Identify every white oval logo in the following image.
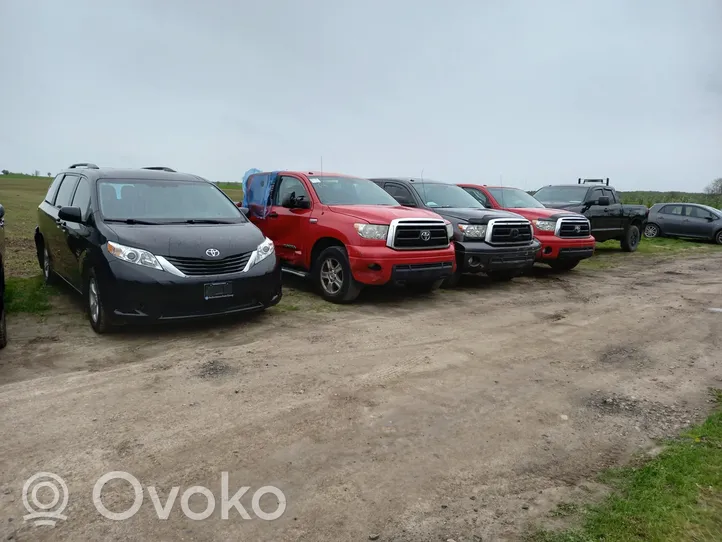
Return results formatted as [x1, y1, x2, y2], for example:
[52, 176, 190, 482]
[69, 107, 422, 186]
[205, 248, 220, 257]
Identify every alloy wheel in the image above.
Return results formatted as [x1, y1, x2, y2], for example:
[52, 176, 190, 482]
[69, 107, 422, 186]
[320, 258, 343, 295]
[43, 248, 50, 278]
[88, 278, 100, 323]
[644, 224, 659, 238]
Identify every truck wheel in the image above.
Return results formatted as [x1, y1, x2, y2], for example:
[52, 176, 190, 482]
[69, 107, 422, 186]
[488, 270, 519, 281]
[407, 279, 444, 294]
[313, 246, 362, 303]
[548, 260, 579, 272]
[621, 224, 641, 252]
[0, 305, 7, 349]
[643, 223, 660, 238]
[86, 268, 112, 333]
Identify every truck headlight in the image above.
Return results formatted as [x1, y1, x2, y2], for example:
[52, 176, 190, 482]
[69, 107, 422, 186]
[107, 241, 162, 270]
[458, 224, 487, 239]
[533, 219, 556, 232]
[252, 237, 275, 266]
[354, 223, 389, 240]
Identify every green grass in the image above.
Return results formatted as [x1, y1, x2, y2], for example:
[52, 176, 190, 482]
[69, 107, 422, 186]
[4, 275, 57, 314]
[528, 392, 722, 542]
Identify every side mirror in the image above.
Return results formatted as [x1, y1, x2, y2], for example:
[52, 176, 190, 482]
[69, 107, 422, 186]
[706, 216, 715, 222]
[396, 198, 416, 207]
[281, 193, 310, 209]
[597, 196, 611, 206]
[58, 206, 82, 222]
[239, 206, 250, 216]
[0, 204, 4, 220]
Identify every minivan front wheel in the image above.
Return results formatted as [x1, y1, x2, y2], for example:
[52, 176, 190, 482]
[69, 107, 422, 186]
[86, 269, 111, 333]
[42, 246, 57, 285]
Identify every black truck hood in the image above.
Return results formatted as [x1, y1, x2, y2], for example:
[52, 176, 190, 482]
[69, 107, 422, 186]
[539, 202, 578, 210]
[104, 222, 265, 258]
[431, 207, 526, 224]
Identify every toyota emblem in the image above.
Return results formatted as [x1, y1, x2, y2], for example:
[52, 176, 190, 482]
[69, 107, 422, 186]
[510, 228, 519, 239]
[420, 230, 431, 241]
[205, 248, 220, 257]
[574, 225, 581, 233]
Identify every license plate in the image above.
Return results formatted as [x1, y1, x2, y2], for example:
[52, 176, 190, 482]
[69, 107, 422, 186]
[204, 282, 233, 300]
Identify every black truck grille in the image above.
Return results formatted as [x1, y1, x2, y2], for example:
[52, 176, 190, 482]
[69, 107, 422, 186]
[488, 220, 533, 245]
[557, 218, 591, 238]
[390, 220, 449, 250]
[165, 252, 252, 276]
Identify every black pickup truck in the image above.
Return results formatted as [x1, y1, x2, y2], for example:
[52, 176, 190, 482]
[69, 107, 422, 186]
[370, 177, 541, 286]
[533, 178, 648, 252]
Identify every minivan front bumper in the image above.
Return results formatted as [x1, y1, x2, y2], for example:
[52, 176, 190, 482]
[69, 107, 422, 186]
[103, 254, 282, 322]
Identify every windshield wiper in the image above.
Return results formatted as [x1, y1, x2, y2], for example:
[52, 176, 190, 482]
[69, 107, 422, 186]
[104, 218, 161, 225]
[170, 219, 235, 224]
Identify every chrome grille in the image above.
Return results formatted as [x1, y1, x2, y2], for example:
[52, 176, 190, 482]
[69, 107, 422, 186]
[164, 252, 252, 276]
[387, 219, 449, 250]
[556, 217, 591, 238]
[486, 219, 533, 245]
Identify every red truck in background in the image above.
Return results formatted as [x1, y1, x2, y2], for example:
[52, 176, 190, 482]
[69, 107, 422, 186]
[239, 171, 456, 302]
[458, 184, 595, 271]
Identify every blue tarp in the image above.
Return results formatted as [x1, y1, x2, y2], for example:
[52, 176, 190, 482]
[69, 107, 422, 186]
[242, 170, 279, 219]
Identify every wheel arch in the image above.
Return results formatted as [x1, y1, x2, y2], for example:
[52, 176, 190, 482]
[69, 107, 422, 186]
[309, 237, 347, 269]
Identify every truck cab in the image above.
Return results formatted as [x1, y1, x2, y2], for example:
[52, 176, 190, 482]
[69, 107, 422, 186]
[370, 177, 541, 286]
[458, 184, 595, 271]
[241, 171, 456, 302]
[533, 178, 649, 252]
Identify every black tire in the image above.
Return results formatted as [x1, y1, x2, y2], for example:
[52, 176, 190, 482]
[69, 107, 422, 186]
[548, 260, 580, 272]
[407, 278, 444, 294]
[86, 268, 112, 333]
[0, 306, 7, 349]
[313, 246, 362, 303]
[621, 224, 641, 252]
[488, 270, 519, 281]
[643, 223, 660, 238]
[41, 245, 57, 285]
[715, 230, 722, 245]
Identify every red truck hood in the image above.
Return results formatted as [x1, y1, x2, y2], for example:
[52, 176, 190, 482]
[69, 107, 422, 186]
[500, 207, 581, 221]
[327, 205, 444, 223]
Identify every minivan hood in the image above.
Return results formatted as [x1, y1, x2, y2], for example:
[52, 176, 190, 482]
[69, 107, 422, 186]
[433, 207, 526, 224]
[104, 222, 265, 258]
[327, 204, 444, 223]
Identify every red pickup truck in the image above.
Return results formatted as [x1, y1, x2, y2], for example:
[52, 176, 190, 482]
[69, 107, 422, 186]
[240, 171, 456, 302]
[459, 184, 595, 271]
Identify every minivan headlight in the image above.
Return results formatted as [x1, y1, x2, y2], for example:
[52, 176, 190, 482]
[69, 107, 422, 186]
[354, 223, 389, 240]
[252, 237, 275, 266]
[107, 241, 162, 270]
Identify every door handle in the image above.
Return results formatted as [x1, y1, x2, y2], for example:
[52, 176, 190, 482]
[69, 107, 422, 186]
[267, 212, 278, 218]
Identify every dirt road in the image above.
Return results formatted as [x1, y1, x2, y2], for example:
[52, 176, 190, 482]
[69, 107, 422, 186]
[1, 255, 721, 541]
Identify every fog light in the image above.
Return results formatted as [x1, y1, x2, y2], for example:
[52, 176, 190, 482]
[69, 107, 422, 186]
[544, 246, 552, 254]
[467, 256, 481, 268]
[368, 263, 382, 271]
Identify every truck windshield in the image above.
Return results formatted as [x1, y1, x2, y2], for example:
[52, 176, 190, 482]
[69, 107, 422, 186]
[309, 176, 399, 206]
[412, 183, 483, 209]
[98, 179, 244, 222]
[534, 186, 589, 204]
[488, 188, 545, 209]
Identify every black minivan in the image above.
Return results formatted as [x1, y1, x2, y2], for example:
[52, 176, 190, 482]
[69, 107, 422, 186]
[35, 164, 282, 333]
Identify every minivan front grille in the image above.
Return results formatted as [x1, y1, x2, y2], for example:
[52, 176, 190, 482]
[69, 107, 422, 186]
[556, 217, 591, 238]
[164, 252, 252, 276]
[487, 219, 533, 245]
[388, 219, 449, 250]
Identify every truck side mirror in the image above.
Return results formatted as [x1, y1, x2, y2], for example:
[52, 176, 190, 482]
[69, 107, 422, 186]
[597, 196, 610, 206]
[281, 192, 311, 209]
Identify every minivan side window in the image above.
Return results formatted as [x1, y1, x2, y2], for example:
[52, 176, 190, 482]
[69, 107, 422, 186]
[71, 178, 92, 219]
[45, 174, 65, 204]
[54, 175, 80, 208]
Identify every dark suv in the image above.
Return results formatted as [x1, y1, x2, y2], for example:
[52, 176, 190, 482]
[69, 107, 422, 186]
[0, 201, 6, 349]
[371, 177, 541, 285]
[34, 163, 282, 333]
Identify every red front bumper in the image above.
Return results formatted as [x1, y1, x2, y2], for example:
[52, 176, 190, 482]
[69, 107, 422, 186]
[535, 236, 596, 261]
[346, 245, 456, 285]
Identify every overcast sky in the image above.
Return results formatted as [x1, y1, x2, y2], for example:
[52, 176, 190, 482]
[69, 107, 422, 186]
[1, 0, 720, 191]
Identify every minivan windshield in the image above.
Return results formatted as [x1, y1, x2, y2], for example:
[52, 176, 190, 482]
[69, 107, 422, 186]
[412, 183, 484, 209]
[534, 186, 589, 204]
[309, 176, 399, 206]
[98, 179, 244, 223]
[488, 187, 545, 209]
